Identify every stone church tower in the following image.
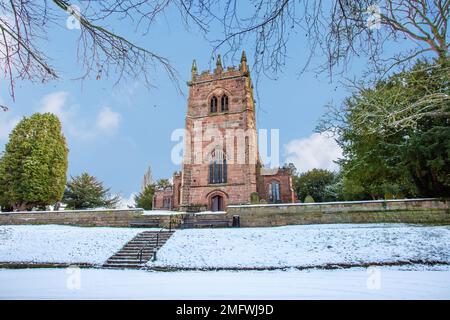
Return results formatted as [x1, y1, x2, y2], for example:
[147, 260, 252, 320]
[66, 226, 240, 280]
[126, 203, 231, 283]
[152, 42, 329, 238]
[152, 53, 296, 212]
[178, 52, 260, 211]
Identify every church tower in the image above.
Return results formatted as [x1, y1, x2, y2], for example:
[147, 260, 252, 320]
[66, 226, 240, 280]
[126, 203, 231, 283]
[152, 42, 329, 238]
[179, 52, 260, 211]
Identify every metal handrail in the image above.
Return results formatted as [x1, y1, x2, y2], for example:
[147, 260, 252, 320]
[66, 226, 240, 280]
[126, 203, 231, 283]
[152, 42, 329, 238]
[137, 214, 175, 263]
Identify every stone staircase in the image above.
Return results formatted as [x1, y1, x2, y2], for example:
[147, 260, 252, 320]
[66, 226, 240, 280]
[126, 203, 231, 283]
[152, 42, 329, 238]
[103, 231, 174, 269]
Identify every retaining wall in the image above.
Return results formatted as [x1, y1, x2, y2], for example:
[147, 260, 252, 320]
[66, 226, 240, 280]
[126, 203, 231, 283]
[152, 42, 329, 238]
[0, 209, 173, 227]
[1, 199, 449, 228]
[226, 198, 450, 227]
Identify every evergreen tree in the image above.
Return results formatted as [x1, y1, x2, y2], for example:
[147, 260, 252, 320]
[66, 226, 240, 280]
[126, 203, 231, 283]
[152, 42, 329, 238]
[134, 184, 155, 210]
[328, 59, 449, 199]
[0, 113, 68, 211]
[63, 173, 120, 209]
[155, 179, 172, 190]
[294, 169, 337, 202]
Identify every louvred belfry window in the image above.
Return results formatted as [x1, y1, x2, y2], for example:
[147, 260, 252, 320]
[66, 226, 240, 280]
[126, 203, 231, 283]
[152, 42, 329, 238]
[221, 95, 229, 112]
[210, 96, 218, 113]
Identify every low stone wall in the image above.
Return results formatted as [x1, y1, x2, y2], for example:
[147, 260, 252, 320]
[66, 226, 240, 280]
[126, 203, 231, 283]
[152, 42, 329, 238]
[226, 198, 450, 227]
[2, 199, 449, 228]
[0, 209, 171, 228]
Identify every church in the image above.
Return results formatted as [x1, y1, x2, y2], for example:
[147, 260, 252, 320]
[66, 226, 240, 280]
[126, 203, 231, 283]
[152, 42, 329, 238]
[153, 52, 296, 212]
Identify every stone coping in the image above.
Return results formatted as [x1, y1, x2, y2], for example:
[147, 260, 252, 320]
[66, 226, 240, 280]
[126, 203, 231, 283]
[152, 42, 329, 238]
[227, 198, 443, 208]
[0, 208, 144, 215]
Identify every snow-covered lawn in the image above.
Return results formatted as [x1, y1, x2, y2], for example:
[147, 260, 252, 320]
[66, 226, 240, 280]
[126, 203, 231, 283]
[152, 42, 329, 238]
[0, 225, 156, 265]
[1, 267, 449, 299]
[149, 224, 450, 269]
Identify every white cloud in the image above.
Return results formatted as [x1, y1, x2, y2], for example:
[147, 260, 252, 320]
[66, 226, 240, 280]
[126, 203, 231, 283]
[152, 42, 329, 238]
[96, 107, 121, 133]
[0, 94, 20, 144]
[38, 91, 121, 139]
[40, 91, 69, 117]
[285, 132, 342, 173]
[0, 114, 20, 143]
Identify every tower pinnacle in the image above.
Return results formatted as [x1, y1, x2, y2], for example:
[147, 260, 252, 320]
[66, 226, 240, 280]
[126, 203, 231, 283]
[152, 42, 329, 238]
[240, 50, 248, 73]
[215, 54, 223, 74]
[191, 59, 197, 78]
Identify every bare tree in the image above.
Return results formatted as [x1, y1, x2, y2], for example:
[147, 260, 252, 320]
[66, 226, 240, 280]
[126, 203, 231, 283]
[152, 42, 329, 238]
[317, 60, 450, 137]
[141, 165, 153, 192]
[201, 0, 449, 78]
[0, 0, 182, 101]
[1, 1, 448, 102]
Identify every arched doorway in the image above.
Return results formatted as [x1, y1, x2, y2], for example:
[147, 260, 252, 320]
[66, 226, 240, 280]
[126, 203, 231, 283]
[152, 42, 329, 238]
[211, 195, 224, 212]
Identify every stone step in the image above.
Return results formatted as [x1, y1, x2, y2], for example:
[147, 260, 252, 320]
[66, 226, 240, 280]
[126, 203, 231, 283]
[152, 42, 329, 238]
[136, 233, 173, 236]
[103, 264, 143, 269]
[126, 240, 169, 245]
[119, 247, 154, 251]
[123, 244, 166, 249]
[102, 230, 175, 269]
[130, 237, 172, 241]
[121, 247, 158, 251]
[139, 230, 175, 235]
[107, 259, 146, 263]
[109, 254, 152, 259]
[123, 244, 165, 248]
[114, 251, 152, 255]
[104, 259, 144, 264]
[108, 254, 152, 259]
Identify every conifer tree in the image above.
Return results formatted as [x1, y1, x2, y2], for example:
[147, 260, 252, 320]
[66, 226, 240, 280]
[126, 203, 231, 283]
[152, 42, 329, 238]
[63, 173, 120, 209]
[0, 113, 68, 211]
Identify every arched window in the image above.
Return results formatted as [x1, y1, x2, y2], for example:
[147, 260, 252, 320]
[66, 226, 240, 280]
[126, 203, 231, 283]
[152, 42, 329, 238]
[221, 95, 229, 112]
[268, 181, 281, 203]
[210, 96, 218, 113]
[209, 149, 227, 184]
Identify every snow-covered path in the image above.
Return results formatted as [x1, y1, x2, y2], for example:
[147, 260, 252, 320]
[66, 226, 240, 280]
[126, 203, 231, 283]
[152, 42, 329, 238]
[1, 267, 449, 299]
[150, 224, 450, 268]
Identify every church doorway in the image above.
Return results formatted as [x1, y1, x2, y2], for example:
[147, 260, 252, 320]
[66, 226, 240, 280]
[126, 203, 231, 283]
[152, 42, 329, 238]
[211, 195, 224, 212]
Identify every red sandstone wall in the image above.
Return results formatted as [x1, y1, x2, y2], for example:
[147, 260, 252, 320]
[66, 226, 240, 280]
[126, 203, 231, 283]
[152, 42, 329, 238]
[260, 172, 297, 204]
[180, 62, 259, 210]
[153, 189, 174, 210]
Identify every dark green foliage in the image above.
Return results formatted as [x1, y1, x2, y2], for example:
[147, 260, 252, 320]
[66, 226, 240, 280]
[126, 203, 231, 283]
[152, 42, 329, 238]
[294, 169, 338, 202]
[282, 163, 298, 176]
[0, 113, 68, 211]
[155, 178, 172, 190]
[402, 126, 450, 197]
[134, 184, 155, 210]
[250, 192, 260, 204]
[63, 173, 120, 209]
[331, 59, 449, 199]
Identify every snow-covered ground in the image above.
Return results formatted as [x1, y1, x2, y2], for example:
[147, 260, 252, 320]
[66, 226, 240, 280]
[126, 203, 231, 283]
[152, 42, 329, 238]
[149, 224, 450, 268]
[2, 223, 450, 269]
[1, 267, 449, 299]
[0, 225, 156, 265]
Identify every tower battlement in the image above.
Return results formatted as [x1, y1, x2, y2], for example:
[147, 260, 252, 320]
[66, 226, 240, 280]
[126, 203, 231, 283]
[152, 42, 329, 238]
[188, 51, 249, 85]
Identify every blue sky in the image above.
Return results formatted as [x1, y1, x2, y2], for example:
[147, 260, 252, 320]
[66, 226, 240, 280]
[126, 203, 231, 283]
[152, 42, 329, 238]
[0, 4, 380, 203]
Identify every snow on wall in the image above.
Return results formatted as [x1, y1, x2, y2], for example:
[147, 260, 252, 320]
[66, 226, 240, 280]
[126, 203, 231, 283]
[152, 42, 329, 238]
[149, 224, 450, 268]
